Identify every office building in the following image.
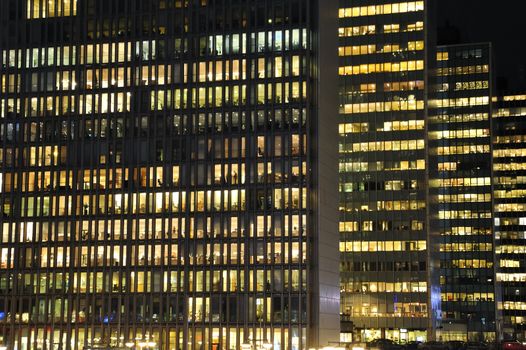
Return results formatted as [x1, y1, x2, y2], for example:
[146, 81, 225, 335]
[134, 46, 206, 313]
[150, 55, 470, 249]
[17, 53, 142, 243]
[429, 43, 496, 341]
[493, 94, 526, 341]
[338, 0, 437, 342]
[0, 0, 340, 349]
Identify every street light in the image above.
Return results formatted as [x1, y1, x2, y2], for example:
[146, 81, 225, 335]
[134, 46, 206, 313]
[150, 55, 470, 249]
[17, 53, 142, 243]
[125, 341, 135, 348]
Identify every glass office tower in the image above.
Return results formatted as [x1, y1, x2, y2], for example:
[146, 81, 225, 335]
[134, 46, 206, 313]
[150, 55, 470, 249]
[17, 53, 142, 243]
[429, 43, 496, 341]
[338, 0, 437, 342]
[493, 94, 526, 341]
[0, 0, 340, 349]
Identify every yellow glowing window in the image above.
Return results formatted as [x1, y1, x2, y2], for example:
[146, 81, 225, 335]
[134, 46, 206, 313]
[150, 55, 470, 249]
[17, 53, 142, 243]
[338, 25, 376, 37]
[407, 21, 424, 31]
[27, 0, 77, 19]
[383, 24, 400, 33]
[339, 2, 424, 18]
[437, 52, 449, 61]
[408, 41, 424, 51]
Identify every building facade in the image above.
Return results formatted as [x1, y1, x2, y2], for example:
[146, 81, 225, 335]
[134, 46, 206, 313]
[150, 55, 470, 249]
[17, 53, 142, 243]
[0, 0, 340, 349]
[493, 94, 526, 341]
[338, 0, 437, 342]
[429, 43, 497, 341]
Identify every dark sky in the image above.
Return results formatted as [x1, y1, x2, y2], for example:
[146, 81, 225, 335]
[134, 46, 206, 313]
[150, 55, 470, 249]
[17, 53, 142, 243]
[438, 0, 526, 92]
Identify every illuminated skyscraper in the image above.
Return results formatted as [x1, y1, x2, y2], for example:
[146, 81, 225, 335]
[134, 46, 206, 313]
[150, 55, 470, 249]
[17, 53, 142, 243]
[0, 0, 340, 349]
[430, 43, 496, 341]
[493, 94, 526, 341]
[338, 0, 437, 342]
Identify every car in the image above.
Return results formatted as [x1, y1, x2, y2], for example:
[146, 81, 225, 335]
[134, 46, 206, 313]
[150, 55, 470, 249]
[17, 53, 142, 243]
[367, 339, 405, 350]
[418, 341, 448, 350]
[446, 341, 466, 350]
[501, 341, 526, 350]
[407, 341, 423, 350]
[466, 342, 487, 350]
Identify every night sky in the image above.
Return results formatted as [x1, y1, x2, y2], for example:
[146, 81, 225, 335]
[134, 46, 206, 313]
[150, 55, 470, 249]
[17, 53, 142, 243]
[438, 0, 526, 93]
